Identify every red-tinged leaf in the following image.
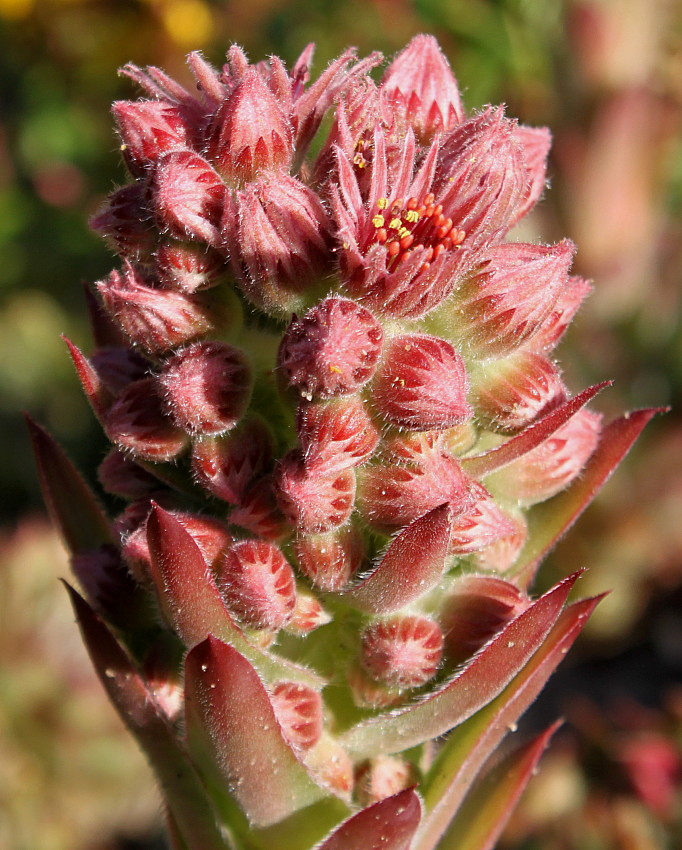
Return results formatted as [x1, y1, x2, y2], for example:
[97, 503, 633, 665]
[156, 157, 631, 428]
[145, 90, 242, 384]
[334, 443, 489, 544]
[26, 416, 112, 555]
[65, 583, 228, 850]
[147, 505, 323, 688]
[316, 788, 422, 850]
[63, 336, 113, 422]
[414, 596, 601, 850]
[510, 408, 664, 586]
[435, 721, 562, 850]
[348, 504, 452, 614]
[461, 382, 610, 479]
[184, 636, 327, 828]
[340, 572, 582, 758]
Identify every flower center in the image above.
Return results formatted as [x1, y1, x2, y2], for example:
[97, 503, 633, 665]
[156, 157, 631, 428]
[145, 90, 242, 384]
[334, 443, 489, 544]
[368, 195, 466, 272]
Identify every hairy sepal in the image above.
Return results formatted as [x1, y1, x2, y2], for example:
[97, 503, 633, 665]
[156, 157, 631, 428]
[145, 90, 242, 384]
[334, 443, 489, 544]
[414, 595, 601, 850]
[315, 788, 422, 850]
[340, 572, 582, 758]
[66, 584, 227, 850]
[146, 504, 323, 688]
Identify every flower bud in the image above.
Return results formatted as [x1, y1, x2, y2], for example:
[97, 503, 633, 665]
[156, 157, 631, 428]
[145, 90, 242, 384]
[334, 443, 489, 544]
[90, 182, 156, 260]
[89, 346, 151, 395]
[470, 351, 567, 435]
[303, 735, 354, 797]
[159, 341, 252, 436]
[105, 377, 189, 461]
[152, 149, 225, 246]
[192, 416, 274, 504]
[380, 34, 463, 141]
[279, 297, 383, 399]
[473, 512, 528, 572]
[218, 539, 296, 631]
[513, 124, 552, 225]
[346, 664, 402, 709]
[296, 397, 379, 475]
[449, 481, 517, 554]
[361, 615, 443, 689]
[97, 265, 212, 353]
[489, 408, 602, 506]
[293, 524, 364, 592]
[156, 241, 226, 293]
[113, 100, 193, 174]
[276, 451, 356, 533]
[355, 755, 414, 806]
[371, 333, 471, 430]
[440, 576, 528, 664]
[286, 589, 332, 635]
[528, 275, 593, 353]
[207, 68, 293, 182]
[270, 682, 323, 752]
[226, 176, 333, 315]
[98, 448, 162, 499]
[229, 474, 289, 541]
[442, 240, 576, 358]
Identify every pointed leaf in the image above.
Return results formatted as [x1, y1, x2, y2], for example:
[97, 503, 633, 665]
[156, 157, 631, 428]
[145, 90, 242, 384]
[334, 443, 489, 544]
[436, 722, 562, 850]
[341, 572, 581, 758]
[26, 416, 112, 555]
[65, 583, 227, 850]
[511, 408, 663, 585]
[63, 335, 112, 422]
[184, 636, 327, 828]
[414, 595, 601, 850]
[461, 382, 610, 479]
[348, 504, 452, 613]
[316, 788, 422, 850]
[147, 505, 323, 688]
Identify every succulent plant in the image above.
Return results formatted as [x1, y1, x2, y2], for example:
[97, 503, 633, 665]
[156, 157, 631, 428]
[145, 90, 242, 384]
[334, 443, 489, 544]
[29, 35, 659, 850]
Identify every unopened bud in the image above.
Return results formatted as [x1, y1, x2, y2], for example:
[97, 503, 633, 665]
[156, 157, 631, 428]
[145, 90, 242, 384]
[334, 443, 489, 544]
[276, 451, 356, 533]
[355, 755, 414, 806]
[229, 474, 289, 541]
[113, 100, 193, 174]
[293, 524, 364, 592]
[270, 682, 323, 752]
[449, 481, 517, 554]
[156, 241, 226, 293]
[98, 448, 162, 499]
[361, 615, 443, 689]
[297, 397, 379, 475]
[90, 182, 156, 260]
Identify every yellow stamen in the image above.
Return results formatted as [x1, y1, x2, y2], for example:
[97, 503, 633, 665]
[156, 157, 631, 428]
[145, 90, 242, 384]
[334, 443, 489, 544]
[372, 215, 385, 228]
[377, 198, 389, 210]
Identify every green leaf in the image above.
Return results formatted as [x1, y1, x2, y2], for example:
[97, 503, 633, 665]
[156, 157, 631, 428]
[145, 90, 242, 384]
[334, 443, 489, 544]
[413, 595, 601, 850]
[340, 572, 581, 758]
[26, 415, 112, 555]
[66, 583, 228, 850]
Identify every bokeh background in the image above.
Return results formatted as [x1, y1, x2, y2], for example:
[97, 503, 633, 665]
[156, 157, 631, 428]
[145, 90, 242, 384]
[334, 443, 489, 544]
[1, 0, 681, 847]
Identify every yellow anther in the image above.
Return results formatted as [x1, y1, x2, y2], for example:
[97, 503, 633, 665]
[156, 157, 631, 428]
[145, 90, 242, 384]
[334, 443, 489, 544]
[398, 227, 411, 239]
[405, 209, 420, 223]
[377, 198, 389, 210]
[353, 153, 366, 168]
[328, 364, 342, 374]
[388, 217, 402, 230]
[372, 215, 385, 228]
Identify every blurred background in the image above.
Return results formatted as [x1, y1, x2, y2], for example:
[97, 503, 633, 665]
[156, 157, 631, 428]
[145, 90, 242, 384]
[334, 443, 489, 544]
[1, 0, 681, 847]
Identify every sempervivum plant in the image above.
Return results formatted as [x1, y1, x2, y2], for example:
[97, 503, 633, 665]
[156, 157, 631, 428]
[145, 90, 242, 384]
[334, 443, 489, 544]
[30, 35, 660, 850]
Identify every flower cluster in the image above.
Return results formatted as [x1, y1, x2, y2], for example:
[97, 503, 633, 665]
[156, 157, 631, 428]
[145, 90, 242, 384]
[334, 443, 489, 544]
[31, 34, 656, 850]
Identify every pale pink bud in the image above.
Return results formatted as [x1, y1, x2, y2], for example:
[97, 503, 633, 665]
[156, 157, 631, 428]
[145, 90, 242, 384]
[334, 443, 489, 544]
[473, 512, 528, 572]
[113, 100, 193, 174]
[218, 539, 296, 631]
[512, 124, 552, 224]
[355, 755, 414, 806]
[346, 665, 401, 709]
[105, 377, 189, 461]
[97, 265, 212, 353]
[192, 416, 273, 504]
[122, 508, 232, 585]
[159, 341, 252, 436]
[490, 408, 602, 506]
[470, 352, 567, 435]
[361, 615, 443, 689]
[226, 176, 332, 315]
[152, 149, 225, 246]
[286, 589, 332, 635]
[208, 69, 293, 181]
[279, 297, 383, 399]
[359, 451, 472, 531]
[229, 474, 289, 541]
[90, 182, 156, 260]
[381, 34, 463, 141]
[276, 451, 356, 533]
[296, 397, 379, 475]
[528, 275, 593, 353]
[304, 735, 354, 797]
[270, 682, 323, 752]
[371, 333, 471, 430]
[435, 107, 527, 248]
[449, 481, 517, 554]
[89, 346, 150, 395]
[156, 241, 226, 293]
[98, 447, 161, 499]
[441, 576, 528, 664]
[293, 525, 364, 592]
[447, 240, 576, 358]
